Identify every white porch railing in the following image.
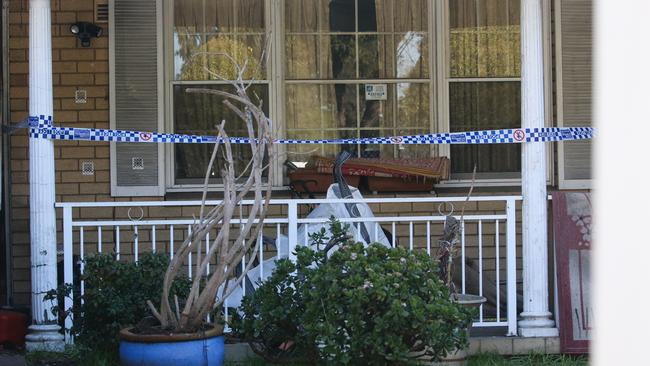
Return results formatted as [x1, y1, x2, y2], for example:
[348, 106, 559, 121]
[56, 196, 522, 342]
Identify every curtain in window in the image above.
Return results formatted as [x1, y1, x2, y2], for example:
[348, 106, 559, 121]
[173, 0, 267, 184]
[285, 0, 429, 163]
[448, 0, 521, 177]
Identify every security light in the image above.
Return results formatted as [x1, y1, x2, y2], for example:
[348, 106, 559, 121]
[69, 22, 102, 47]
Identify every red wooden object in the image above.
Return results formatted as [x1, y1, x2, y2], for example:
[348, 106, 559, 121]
[366, 176, 435, 192]
[552, 192, 591, 354]
[288, 169, 360, 193]
[0, 310, 28, 347]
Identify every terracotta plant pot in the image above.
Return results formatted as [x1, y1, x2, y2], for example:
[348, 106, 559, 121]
[119, 324, 225, 366]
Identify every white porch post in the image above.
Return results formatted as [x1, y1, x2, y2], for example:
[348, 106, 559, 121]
[518, 0, 558, 337]
[25, 0, 65, 351]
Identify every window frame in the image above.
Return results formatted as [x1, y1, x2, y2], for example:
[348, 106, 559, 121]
[161, 0, 555, 192]
[163, 0, 281, 191]
[555, 0, 591, 190]
[282, 0, 436, 171]
[434, 0, 554, 188]
[110, 0, 166, 197]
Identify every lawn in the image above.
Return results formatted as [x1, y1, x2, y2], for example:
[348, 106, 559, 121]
[467, 352, 588, 365]
[222, 353, 589, 366]
[21, 346, 588, 366]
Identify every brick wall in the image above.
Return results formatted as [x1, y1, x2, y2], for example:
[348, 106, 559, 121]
[8, 0, 115, 306]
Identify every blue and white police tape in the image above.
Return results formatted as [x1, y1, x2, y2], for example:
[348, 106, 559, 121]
[26, 115, 594, 145]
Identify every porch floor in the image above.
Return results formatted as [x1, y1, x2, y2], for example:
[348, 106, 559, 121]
[224, 335, 561, 361]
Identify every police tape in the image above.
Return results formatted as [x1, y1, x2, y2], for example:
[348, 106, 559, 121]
[26, 115, 594, 145]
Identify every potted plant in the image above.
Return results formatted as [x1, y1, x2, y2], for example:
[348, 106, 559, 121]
[430, 168, 486, 365]
[231, 219, 474, 365]
[119, 51, 276, 366]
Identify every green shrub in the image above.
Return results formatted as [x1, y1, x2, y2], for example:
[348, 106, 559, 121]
[232, 219, 474, 365]
[46, 252, 191, 352]
[231, 257, 315, 363]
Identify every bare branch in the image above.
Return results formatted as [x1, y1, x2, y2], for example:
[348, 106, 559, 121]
[150, 39, 275, 333]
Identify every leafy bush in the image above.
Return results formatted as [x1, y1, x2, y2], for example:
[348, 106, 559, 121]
[46, 252, 191, 352]
[232, 219, 474, 365]
[231, 258, 315, 363]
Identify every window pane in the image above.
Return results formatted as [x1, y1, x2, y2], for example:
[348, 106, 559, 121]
[396, 33, 428, 78]
[174, 84, 269, 183]
[396, 145, 431, 160]
[286, 1, 429, 80]
[287, 84, 358, 130]
[204, 0, 234, 33]
[357, 0, 379, 32]
[236, 0, 265, 32]
[286, 84, 326, 130]
[325, 0, 356, 32]
[322, 129, 358, 158]
[174, 0, 266, 81]
[359, 35, 395, 79]
[174, 0, 203, 33]
[328, 84, 358, 128]
[175, 35, 265, 81]
[285, 35, 320, 79]
[449, 82, 521, 175]
[397, 83, 429, 129]
[285, 0, 319, 32]
[238, 35, 267, 79]
[393, 0, 427, 32]
[174, 33, 205, 80]
[366, 0, 393, 32]
[285, 129, 357, 166]
[283, 0, 432, 167]
[359, 84, 393, 129]
[359, 129, 393, 158]
[449, 0, 520, 78]
[322, 35, 356, 79]
[395, 129, 431, 160]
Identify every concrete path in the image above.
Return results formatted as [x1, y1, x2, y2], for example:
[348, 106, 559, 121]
[0, 353, 27, 366]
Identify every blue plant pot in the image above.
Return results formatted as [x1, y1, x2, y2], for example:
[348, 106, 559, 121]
[119, 326, 225, 366]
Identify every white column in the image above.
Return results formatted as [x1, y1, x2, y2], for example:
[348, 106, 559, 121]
[518, 0, 558, 338]
[25, 0, 64, 352]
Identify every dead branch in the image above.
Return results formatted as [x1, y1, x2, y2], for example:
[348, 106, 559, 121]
[150, 43, 275, 333]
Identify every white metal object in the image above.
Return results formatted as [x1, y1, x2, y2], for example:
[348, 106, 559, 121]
[74, 89, 87, 104]
[506, 198, 518, 336]
[81, 161, 95, 176]
[131, 157, 144, 170]
[519, 0, 558, 338]
[57, 195, 524, 337]
[25, 0, 65, 352]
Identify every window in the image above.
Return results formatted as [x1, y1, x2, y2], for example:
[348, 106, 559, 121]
[284, 0, 432, 166]
[447, 0, 521, 179]
[171, 0, 268, 185]
[163, 0, 529, 189]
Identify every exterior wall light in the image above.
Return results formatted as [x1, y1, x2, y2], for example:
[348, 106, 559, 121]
[70, 22, 103, 47]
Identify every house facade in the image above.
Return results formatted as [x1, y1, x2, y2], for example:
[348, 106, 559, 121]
[0, 0, 592, 349]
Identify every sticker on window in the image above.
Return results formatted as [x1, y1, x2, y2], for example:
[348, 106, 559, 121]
[365, 84, 387, 100]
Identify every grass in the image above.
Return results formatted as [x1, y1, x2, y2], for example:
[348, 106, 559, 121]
[22, 346, 588, 366]
[468, 352, 589, 366]
[24, 345, 119, 366]
[224, 353, 589, 365]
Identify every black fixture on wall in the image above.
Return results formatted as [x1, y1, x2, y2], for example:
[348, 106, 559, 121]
[70, 22, 103, 47]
